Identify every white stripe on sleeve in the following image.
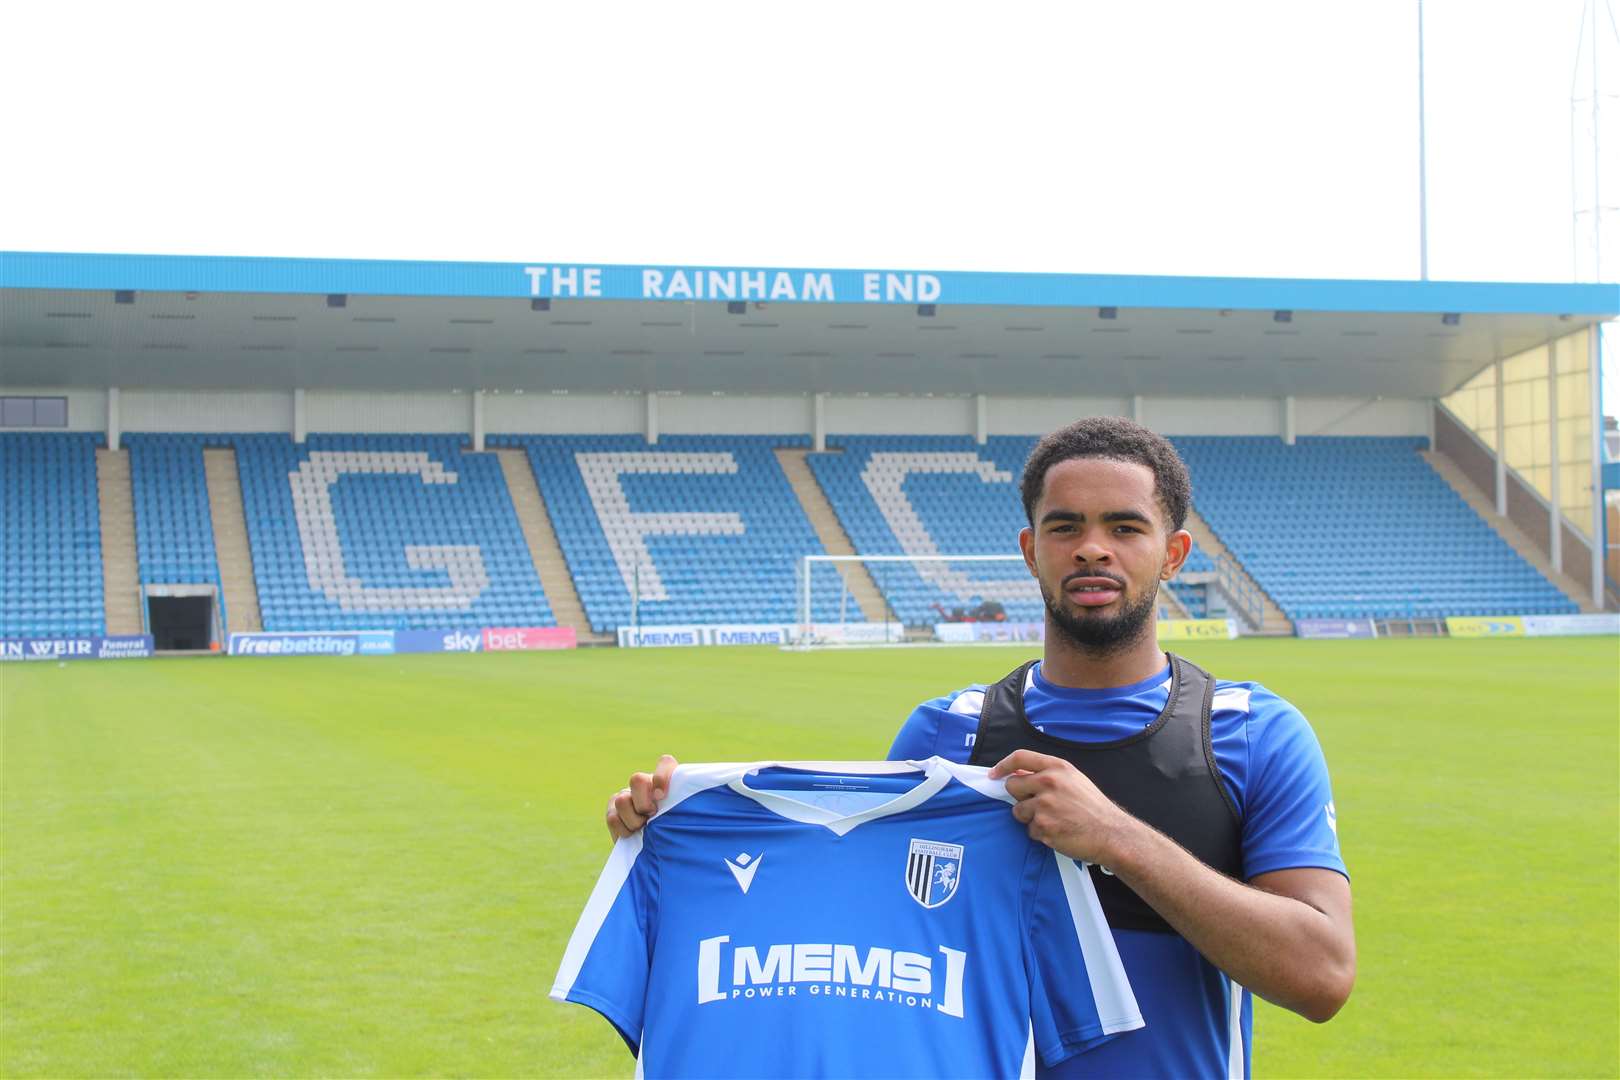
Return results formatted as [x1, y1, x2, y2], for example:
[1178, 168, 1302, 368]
[1226, 977, 1246, 1079]
[550, 831, 645, 1000]
[1055, 856, 1143, 1033]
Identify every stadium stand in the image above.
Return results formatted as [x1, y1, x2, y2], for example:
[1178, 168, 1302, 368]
[807, 434, 1576, 629]
[3, 428, 1579, 642]
[492, 435, 844, 633]
[1166, 543, 1216, 617]
[809, 436, 1043, 627]
[0, 433, 105, 637]
[1174, 436, 1578, 620]
[231, 434, 553, 631]
[125, 435, 221, 590]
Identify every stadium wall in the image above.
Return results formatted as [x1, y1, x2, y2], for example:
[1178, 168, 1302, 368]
[1295, 397, 1432, 437]
[986, 396, 1130, 433]
[122, 391, 292, 432]
[0, 388, 1434, 439]
[303, 391, 467, 434]
[484, 393, 643, 433]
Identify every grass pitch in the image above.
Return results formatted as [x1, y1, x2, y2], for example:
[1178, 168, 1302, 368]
[2, 639, 1616, 1078]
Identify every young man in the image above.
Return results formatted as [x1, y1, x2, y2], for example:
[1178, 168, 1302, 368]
[608, 417, 1354, 1078]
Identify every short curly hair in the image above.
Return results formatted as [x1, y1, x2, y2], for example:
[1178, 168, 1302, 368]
[1020, 416, 1191, 532]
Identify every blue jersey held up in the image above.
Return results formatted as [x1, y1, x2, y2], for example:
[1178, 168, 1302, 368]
[890, 661, 1348, 1080]
[552, 758, 1143, 1079]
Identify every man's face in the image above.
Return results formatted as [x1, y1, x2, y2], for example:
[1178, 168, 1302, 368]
[1018, 456, 1189, 653]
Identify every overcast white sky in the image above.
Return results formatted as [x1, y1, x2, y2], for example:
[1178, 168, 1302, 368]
[3, 0, 1617, 407]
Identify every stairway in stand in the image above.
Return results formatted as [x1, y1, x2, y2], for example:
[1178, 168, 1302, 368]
[774, 448, 898, 625]
[95, 447, 142, 635]
[494, 448, 608, 643]
[1159, 586, 1192, 620]
[1181, 507, 1294, 636]
[203, 448, 263, 633]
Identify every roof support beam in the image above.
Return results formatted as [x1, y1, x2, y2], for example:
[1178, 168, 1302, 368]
[974, 394, 988, 445]
[1590, 327, 1605, 606]
[646, 392, 658, 446]
[1494, 359, 1507, 517]
[812, 393, 826, 452]
[293, 388, 306, 444]
[1281, 396, 1296, 445]
[472, 390, 485, 453]
[106, 387, 120, 451]
[1548, 346, 1562, 575]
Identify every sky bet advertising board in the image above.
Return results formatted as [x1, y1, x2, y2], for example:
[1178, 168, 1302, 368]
[392, 627, 578, 654]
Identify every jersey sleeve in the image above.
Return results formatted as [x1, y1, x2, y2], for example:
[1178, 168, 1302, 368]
[549, 832, 657, 1054]
[1024, 849, 1144, 1065]
[888, 687, 985, 763]
[1240, 688, 1348, 879]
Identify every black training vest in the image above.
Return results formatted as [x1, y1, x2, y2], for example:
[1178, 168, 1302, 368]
[967, 654, 1243, 933]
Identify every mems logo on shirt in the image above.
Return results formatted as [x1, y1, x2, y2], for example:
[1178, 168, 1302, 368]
[696, 937, 967, 1018]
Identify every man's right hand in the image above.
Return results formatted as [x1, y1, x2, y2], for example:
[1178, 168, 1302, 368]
[606, 754, 679, 840]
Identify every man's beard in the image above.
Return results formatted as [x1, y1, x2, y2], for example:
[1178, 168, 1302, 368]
[1041, 572, 1160, 655]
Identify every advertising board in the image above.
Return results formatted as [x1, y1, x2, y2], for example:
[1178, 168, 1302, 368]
[618, 624, 841, 647]
[228, 631, 396, 657]
[1444, 616, 1527, 638]
[934, 622, 1044, 644]
[1295, 618, 1378, 640]
[789, 623, 904, 646]
[617, 625, 705, 648]
[394, 629, 484, 654]
[706, 624, 792, 646]
[1522, 614, 1620, 637]
[482, 626, 578, 651]
[0, 635, 155, 662]
[1156, 619, 1239, 641]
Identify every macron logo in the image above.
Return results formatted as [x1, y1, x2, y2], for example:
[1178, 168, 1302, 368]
[725, 852, 763, 894]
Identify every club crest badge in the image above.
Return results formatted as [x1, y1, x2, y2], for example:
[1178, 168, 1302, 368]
[905, 839, 964, 908]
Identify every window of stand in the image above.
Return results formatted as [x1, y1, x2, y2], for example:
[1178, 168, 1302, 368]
[0, 396, 68, 428]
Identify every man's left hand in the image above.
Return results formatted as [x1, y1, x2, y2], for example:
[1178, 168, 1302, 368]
[990, 749, 1134, 865]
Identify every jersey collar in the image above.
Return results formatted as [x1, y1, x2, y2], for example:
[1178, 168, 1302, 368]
[728, 758, 952, 837]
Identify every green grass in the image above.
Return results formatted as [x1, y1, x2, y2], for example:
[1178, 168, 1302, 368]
[2, 640, 1616, 1077]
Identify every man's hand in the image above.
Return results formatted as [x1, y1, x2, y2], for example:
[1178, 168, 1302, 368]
[605, 754, 679, 840]
[990, 749, 1133, 865]
[993, 750, 1355, 1022]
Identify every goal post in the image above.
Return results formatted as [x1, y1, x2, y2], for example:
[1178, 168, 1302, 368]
[793, 553, 1040, 648]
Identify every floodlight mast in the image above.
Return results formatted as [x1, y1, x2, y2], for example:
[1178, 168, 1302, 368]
[1571, 0, 1619, 283]
[1570, 0, 1619, 606]
[1418, 0, 1429, 282]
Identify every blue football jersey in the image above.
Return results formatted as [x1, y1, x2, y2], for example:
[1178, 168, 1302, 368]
[552, 758, 1143, 1079]
[891, 662, 1348, 1079]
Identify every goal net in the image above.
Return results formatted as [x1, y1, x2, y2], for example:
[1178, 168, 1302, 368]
[792, 554, 1043, 648]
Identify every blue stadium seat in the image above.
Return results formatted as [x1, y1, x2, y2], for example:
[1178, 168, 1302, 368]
[231, 434, 553, 631]
[491, 435, 841, 634]
[809, 437, 1042, 627]
[1171, 436, 1578, 621]
[126, 435, 221, 591]
[0, 433, 105, 637]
